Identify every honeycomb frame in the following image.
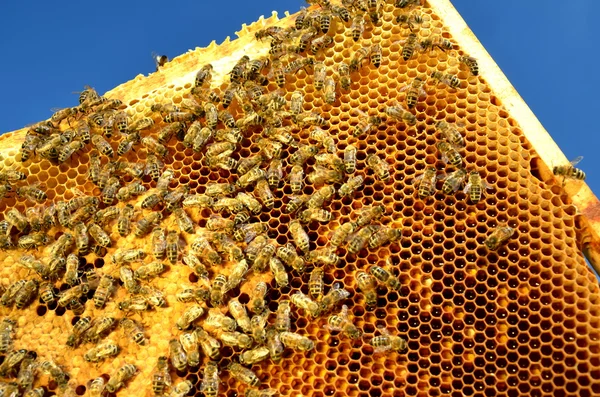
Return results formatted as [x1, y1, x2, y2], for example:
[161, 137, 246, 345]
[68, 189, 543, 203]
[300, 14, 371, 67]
[0, 0, 597, 396]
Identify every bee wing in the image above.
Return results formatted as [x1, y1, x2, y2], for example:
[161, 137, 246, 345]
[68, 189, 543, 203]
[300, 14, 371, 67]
[339, 304, 350, 318]
[446, 173, 466, 192]
[373, 344, 392, 354]
[482, 180, 494, 191]
[570, 156, 583, 166]
[324, 322, 343, 332]
[462, 181, 473, 194]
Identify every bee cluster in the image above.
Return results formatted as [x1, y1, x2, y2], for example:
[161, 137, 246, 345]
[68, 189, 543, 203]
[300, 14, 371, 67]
[0, 0, 593, 396]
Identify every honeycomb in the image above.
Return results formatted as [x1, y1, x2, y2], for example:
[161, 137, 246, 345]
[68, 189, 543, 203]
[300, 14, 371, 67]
[0, 0, 599, 396]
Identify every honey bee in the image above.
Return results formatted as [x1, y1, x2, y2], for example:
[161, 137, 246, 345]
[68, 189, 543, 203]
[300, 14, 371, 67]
[371, 327, 408, 353]
[326, 305, 362, 339]
[420, 36, 453, 52]
[290, 292, 320, 317]
[251, 239, 276, 273]
[25, 388, 47, 397]
[366, 0, 380, 23]
[225, 299, 250, 334]
[119, 265, 139, 294]
[14, 279, 38, 309]
[156, 122, 184, 145]
[485, 225, 515, 250]
[237, 166, 266, 189]
[399, 76, 426, 109]
[167, 339, 187, 372]
[38, 281, 55, 304]
[204, 311, 237, 335]
[237, 154, 265, 176]
[134, 262, 166, 282]
[0, 319, 15, 353]
[459, 55, 479, 76]
[114, 204, 134, 238]
[311, 35, 334, 55]
[307, 166, 343, 185]
[296, 111, 327, 127]
[356, 270, 377, 307]
[113, 111, 128, 133]
[415, 167, 443, 199]
[329, 222, 354, 247]
[57, 139, 85, 163]
[239, 346, 270, 366]
[245, 281, 267, 315]
[436, 141, 463, 167]
[257, 137, 282, 160]
[369, 264, 401, 290]
[18, 232, 50, 250]
[267, 158, 283, 188]
[58, 283, 88, 309]
[0, 349, 27, 378]
[120, 318, 146, 345]
[128, 117, 155, 133]
[267, 257, 287, 288]
[553, 156, 586, 185]
[299, 207, 333, 223]
[348, 11, 366, 41]
[87, 151, 101, 185]
[190, 235, 222, 266]
[40, 360, 68, 389]
[278, 243, 307, 272]
[435, 120, 465, 148]
[280, 331, 315, 352]
[189, 328, 218, 363]
[94, 206, 120, 226]
[271, 62, 286, 88]
[0, 280, 26, 307]
[233, 222, 268, 244]
[113, 248, 146, 265]
[182, 194, 214, 210]
[146, 154, 165, 181]
[84, 341, 119, 362]
[284, 57, 315, 76]
[50, 106, 77, 126]
[311, 127, 337, 153]
[385, 102, 417, 126]
[141, 136, 169, 158]
[91, 134, 114, 158]
[369, 226, 402, 248]
[5, 208, 27, 232]
[399, 32, 418, 61]
[210, 274, 227, 307]
[64, 254, 80, 286]
[308, 268, 324, 301]
[228, 362, 260, 387]
[348, 225, 380, 254]
[352, 109, 381, 137]
[270, 300, 291, 333]
[152, 356, 172, 396]
[288, 220, 310, 253]
[246, 388, 278, 397]
[88, 377, 106, 397]
[119, 296, 150, 313]
[93, 274, 114, 309]
[194, 63, 213, 87]
[222, 259, 247, 292]
[116, 181, 146, 202]
[106, 363, 137, 393]
[441, 168, 468, 194]
[319, 283, 351, 315]
[349, 46, 371, 72]
[396, 11, 423, 31]
[430, 71, 461, 89]
[16, 185, 47, 203]
[101, 176, 121, 205]
[339, 175, 364, 197]
[134, 213, 163, 237]
[201, 361, 220, 397]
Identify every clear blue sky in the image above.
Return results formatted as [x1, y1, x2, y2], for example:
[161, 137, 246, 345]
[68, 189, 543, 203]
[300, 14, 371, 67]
[0, 0, 598, 192]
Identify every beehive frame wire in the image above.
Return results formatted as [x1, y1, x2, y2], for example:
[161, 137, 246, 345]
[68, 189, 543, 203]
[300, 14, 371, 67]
[0, 0, 598, 396]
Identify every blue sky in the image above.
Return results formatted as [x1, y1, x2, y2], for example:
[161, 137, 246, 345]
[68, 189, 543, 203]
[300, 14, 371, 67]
[0, 0, 598, 192]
